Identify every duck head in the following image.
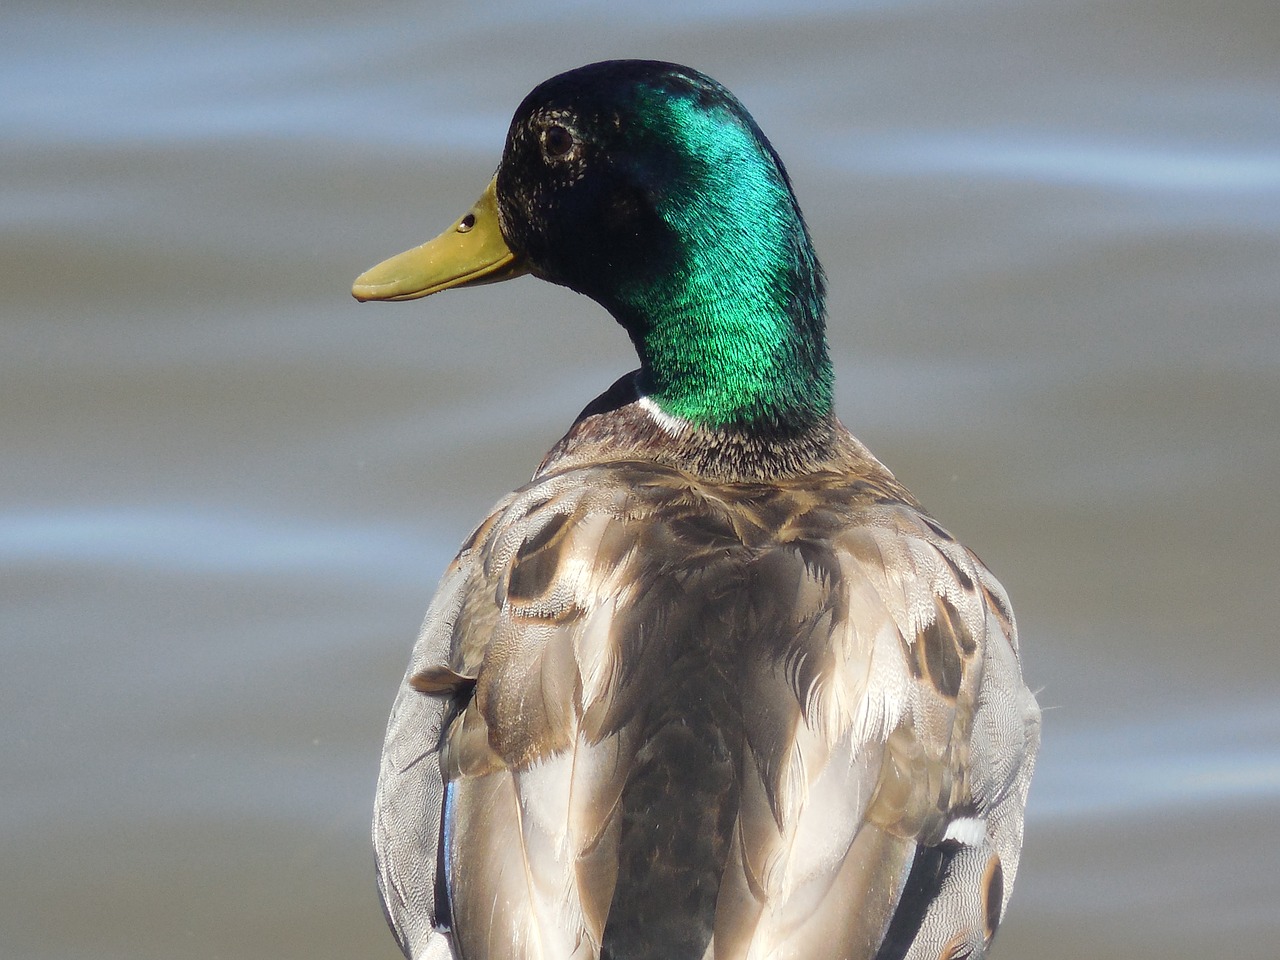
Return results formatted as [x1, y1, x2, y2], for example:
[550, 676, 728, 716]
[354, 60, 832, 432]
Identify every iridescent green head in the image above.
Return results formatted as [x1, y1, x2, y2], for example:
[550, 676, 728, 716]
[355, 60, 833, 433]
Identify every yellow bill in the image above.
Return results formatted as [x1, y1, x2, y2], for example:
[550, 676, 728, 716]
[352, 176, 527, 302]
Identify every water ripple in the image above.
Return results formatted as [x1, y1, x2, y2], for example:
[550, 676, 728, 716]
[843, 132, 1280, 193]
[1034, 704, 1280, 822]
[0, 507, 445, 586]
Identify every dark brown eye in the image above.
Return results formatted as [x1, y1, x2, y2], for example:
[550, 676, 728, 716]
[542, 124, 573, 160]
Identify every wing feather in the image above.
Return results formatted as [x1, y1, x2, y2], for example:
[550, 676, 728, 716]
[374, 461, 1039, 960]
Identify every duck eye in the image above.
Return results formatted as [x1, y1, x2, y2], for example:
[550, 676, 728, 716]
[541, 124, 574, 160]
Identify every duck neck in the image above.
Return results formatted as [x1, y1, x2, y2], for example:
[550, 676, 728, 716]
[616, 186, 829, 432]
[614, 213, 833, 434]
[609, 89, 833, 433]
[630, 285, 831, 434]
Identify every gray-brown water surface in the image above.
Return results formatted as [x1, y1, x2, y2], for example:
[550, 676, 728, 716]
[4, 2, 1279, 958]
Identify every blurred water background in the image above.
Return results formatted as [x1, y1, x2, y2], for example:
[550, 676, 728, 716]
[4, 1, 1279, 957]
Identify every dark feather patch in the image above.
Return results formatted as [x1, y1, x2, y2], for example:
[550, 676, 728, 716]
[872, 843, 955, 960]
[982, 854, 1004, 944]
[598, 599, 743, 960]
[979, 580, 1015, 634]
[920, 515, 953, 542]
[668, 509, 740, 549]
[410, 666, 477, 699]
[916, 596, 973, 699]
[940, 550, 975, 592]
[507, 523, 567, 599]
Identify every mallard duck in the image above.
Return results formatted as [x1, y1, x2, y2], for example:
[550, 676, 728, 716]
[353, 60, 1040, 960]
